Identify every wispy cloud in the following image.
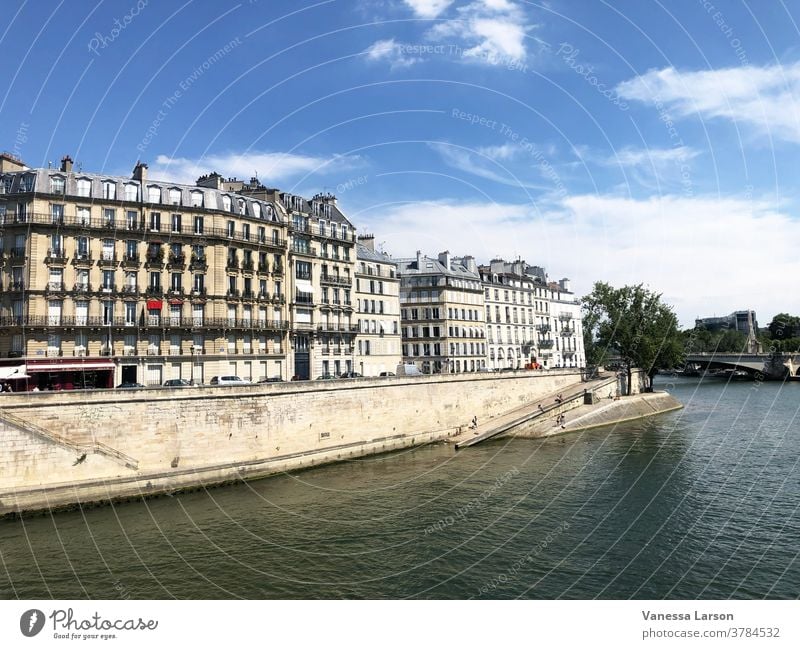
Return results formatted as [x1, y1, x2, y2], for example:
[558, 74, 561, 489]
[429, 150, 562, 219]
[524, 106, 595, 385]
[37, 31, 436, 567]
[403, 0, 454, 18]
[363, 38, 422, 68]
[362, 191, 798, 326]
[429, 142, 557, 191]
[147, 151, 362, 186]
[616, 63, 800, 143]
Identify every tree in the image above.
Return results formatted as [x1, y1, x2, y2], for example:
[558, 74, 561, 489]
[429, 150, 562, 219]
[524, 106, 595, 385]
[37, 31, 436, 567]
[767, 313, 800, 340]
[582, 282, 683, 394]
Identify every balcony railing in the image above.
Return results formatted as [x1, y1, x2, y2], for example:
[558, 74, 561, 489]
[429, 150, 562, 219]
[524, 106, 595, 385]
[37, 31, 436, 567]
[0, 315, 290, 331]
[561, 328, 574, 336]
[536, 324, 551, 332]
[45, 248, 68, 263]
[45, 281, 66, 292]
[295, 292, 314, 304]
[320, 273, 352, 286]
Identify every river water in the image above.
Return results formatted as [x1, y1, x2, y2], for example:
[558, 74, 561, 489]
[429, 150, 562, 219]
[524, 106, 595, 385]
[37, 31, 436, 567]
[1, 377, 799, 599]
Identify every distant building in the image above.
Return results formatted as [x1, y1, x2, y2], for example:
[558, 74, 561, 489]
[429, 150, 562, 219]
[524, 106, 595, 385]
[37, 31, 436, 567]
[397, 251, 486, 374]
[695, 311, 759, 336]
[353, 236, 401, 376]
[479, 259, 584, 369]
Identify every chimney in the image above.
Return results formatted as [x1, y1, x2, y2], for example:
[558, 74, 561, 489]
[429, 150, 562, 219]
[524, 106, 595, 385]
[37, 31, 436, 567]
[462, 255, 477, 273]
[132, 161, 148, 185]
[559, 278, 571, 292]
[438, 250, 451, 270]
[60, 155, 73, 173]
[416, 250, 423, 268]
[358, 234, 375, 251]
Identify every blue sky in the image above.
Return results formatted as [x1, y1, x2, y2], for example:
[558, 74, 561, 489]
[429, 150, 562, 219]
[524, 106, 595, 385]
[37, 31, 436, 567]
[3, 0, 800, 326]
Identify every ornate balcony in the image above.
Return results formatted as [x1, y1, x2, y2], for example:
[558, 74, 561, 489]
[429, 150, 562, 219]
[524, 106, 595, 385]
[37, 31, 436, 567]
[44, 248, 68, 265]
[98, 254, 118, 269]
[121, 253, 140, 268]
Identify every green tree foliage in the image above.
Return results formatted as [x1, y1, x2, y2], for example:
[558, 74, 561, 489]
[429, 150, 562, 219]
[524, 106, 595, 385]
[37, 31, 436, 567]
[582, 282, 683, 394]
[767, 313, 800, 340]
[683, 327, 749, 353]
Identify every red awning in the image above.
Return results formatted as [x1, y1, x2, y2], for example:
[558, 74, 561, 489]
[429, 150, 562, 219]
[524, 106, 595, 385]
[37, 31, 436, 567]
[146, 299, 162, 310]
[27, 362, 115, 373]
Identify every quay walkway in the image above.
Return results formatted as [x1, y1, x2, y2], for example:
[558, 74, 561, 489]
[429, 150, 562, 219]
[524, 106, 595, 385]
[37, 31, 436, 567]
[452, 374, 618, 449]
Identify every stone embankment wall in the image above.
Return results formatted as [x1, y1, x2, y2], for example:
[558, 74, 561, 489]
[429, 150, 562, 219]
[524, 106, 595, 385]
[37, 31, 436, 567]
[0, 370, 584, 516]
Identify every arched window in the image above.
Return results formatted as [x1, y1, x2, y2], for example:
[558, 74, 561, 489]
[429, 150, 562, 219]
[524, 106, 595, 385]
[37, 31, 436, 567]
[222, 195, 231, 212]
[252, 203, 261, 219]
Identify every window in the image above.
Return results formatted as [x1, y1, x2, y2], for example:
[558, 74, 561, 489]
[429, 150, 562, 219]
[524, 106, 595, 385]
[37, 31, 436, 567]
[50, 176, 65, 194]
[102, 301, 114, 325]
[149, 211, 161, 231]
[147, 186, 161, 203]
[124, 183, 138, 201]
[194, 215, 204, 234]
[193, 274, 205, 293]
[103, 181, 116, 200]
[171, 273, 182, 291]
[227, 220, 235, 238]
[51, 204, 64, 224]
[295, 260, 311, 280]
[126, 210, 138, 230]
[169, 188, 181, 205]
[76, 178, 91, 197]
[190, 191, 203, 207]
[77, 206, 90, 225]
[222, 195, 231, 212]
[75, 269, 89, 291]
[125, 302, 136, 326]
[104, 208, 115, 227]
[149, 271, 161, 289]
[125, 240, 137, 259]
[102, 239, 114, 260]
[171, 213, 181, 232]
[242, 223, 250, 241]
[102, 270, 114, 291]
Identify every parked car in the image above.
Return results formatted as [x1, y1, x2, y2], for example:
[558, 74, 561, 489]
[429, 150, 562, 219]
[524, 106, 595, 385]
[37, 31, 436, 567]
[209, 376, 250, 386]
[396, 363, 423, 376]
[258, 377, 284, 383]
[163, 378, 193, 387]
[339, 372, 362, 379]
[379, 371, 395, 377]
[116, 382, 145, 389]
[315, 373, 337, 380]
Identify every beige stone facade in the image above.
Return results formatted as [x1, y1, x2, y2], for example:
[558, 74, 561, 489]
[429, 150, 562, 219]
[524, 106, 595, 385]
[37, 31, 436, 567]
[353, 237, 401, 376]
[397, 251, 486, 374]
[0, 156, 360, 387]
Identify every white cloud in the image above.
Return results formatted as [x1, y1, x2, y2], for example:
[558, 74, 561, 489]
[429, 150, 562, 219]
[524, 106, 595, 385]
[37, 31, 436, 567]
[403, 0, 454, 17]
[361, 192, 800, 326]
[429, 0, 532, 64]
[147, 151, 362, 186]
[616, 63, 800, 143]
[363, 38, 421, 68]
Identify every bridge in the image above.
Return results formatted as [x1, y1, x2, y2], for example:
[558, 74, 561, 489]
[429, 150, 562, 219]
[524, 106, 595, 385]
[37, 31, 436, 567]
[684, 353, 799, 378]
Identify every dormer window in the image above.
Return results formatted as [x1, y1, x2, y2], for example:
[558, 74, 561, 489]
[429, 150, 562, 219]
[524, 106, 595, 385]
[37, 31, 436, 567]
[50, 176, 65, 194]
[190, 190, 203, 207]
[252, 203, 261, 219]
[102, 180, 116, 200]
[147, 186, 161, 203]
[76, 178, 92, 197]
[222, 195, 231, 212]
[238, 199, 246, 215]
[169, 188, 181, 205]
[124, 183, 138, 201]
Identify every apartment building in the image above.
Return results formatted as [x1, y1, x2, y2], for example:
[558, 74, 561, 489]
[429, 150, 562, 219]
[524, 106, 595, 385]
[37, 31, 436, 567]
[479, 258, 584, 369]
[0, 154, 292, 388]
[397, 251, 486, 374]
[353, 236, 401, 376]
